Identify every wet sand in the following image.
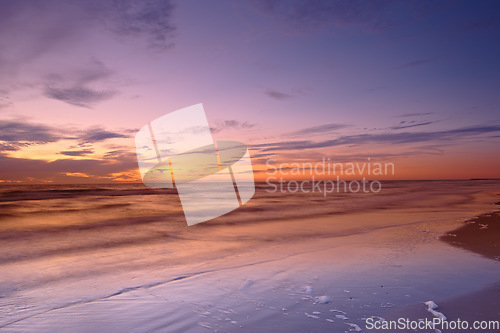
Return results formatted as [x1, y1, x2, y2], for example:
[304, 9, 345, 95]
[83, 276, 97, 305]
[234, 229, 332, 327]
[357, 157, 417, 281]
[435, 210, 500, 326]
[441, 209, 500, 261]
[379, 209, 500, 332]
[3, 210, 500, 332]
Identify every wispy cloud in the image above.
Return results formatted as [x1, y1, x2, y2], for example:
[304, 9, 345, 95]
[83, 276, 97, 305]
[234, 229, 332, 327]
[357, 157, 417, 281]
[265, 89, 294, 100]
[60, 149, 94, 156]
[86, 0, 177, 50]
[390, 121, 433, 130]
[0, 152, 138, 182]
[0, 120, 61, 146]
[287, 123, 349, 137]
[44, 86, 117, 108]
[0, 0, 176, 108]
[398, 112, 434, 117]
[0, 91, 12, 110]
[0, 119, 132, 151]
[103, 149, 132, 159]
[0, 143, 29, 151]
[210, 120, 255, 133]
[0, 0, 176, 57]
[78, 128, 130, 143]
[43, 59, 117, 108]
[254, 124, 500, 152]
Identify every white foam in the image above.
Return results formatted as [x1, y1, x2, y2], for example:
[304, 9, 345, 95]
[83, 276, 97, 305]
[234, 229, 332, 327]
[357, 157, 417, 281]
[305, 312, 320, 319]
[370, 316, 386, 322]
[240, 279, 255, 292]
[425, 301, 447, 320]
[314, 295, 331, 304]
[198, 322, 212, 329]
[425, 301, 438, 310]
[336, 314, 349, 320]
[346, 322, 362, 331]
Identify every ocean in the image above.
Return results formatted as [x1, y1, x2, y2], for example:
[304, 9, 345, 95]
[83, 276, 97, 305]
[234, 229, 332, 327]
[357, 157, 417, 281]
[1, 180, 499, 332]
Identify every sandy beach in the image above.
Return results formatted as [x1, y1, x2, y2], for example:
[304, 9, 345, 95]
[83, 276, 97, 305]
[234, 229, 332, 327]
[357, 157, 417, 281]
[0, 180, 499, 332]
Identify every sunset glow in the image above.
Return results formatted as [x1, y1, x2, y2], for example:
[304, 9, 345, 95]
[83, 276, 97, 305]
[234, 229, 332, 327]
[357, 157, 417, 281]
[0, 0, 499, 183]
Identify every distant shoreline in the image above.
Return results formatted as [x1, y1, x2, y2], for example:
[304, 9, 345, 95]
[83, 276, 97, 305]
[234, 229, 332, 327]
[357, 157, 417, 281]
[1, 178, 500, 186]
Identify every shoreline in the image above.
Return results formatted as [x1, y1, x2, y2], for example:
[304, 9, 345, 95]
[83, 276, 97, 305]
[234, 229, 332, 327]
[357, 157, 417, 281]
[441, 209, 500, 261]
[380, 208, 500, 332]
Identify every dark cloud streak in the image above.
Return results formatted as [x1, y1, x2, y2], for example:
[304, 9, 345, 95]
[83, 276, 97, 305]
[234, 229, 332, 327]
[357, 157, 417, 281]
[287, 123, 349, 137]
[210, 120, 255, 133]
[44, 86, 117, 108]
[78, 128, 129, 143]
[254, 124, 500, 152]
[398, 112, 434, 117]
[265, 89, 294, 100]
[59, 149, 94, 156]
[0, 121, 61, 144]
[43, 59, 117, 108]
[0, 152, 137, 182]
[0, 119, 132, 151]
[390, 121, 433, 130]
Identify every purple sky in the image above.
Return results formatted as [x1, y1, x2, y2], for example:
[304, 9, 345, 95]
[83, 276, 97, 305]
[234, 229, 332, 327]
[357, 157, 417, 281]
[0, 0, 499, 182]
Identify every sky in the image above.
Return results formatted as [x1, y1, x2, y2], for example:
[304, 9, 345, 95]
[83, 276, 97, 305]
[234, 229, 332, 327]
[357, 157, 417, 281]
[0, 0, 499, 183]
